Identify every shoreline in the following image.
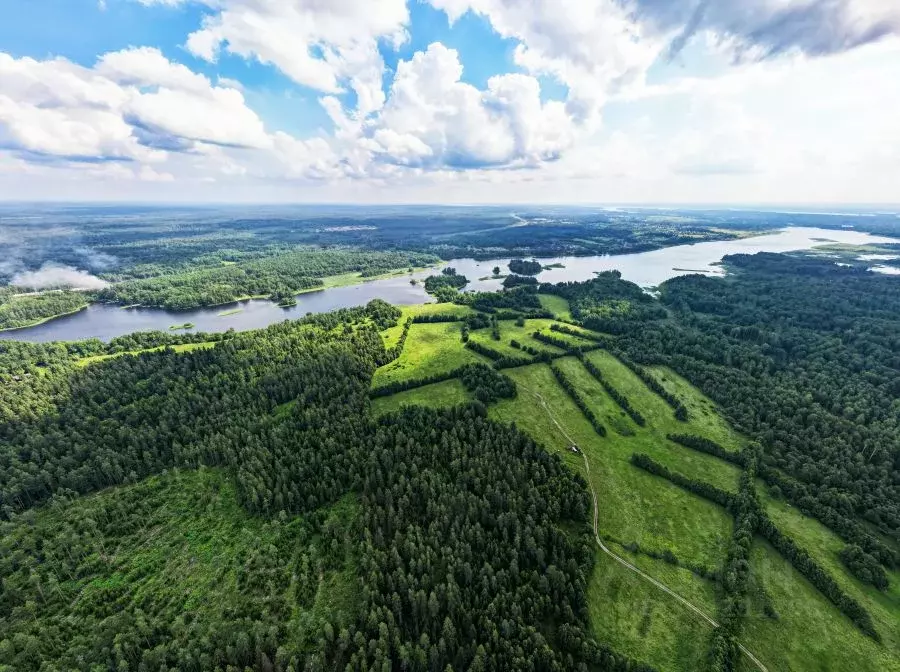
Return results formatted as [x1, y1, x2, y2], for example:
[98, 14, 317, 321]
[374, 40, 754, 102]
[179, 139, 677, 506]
[0, 303, 90, 333]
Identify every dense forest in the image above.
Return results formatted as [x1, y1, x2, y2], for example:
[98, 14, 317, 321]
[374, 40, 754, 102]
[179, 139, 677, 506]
[0, 302, 649, 671]
[4, 228, 900, 670]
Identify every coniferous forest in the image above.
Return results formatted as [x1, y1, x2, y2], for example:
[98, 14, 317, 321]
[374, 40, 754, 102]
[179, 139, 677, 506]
[2, 244, 900, 672]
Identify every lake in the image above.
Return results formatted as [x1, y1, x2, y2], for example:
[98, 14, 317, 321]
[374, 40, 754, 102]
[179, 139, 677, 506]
[3, 226, 897, 343]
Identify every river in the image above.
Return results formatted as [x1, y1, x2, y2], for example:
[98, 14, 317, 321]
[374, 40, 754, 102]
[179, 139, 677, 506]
[2, 226, 896, 343]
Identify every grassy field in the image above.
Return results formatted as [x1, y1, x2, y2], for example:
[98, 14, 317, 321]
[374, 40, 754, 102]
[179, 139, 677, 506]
[469, 318, 567, 357]
[589, 547, 718, 671]
[741, 539, 900, 672]
[537, 293, 572, 319]
[76, 341, 217, 367]
[733, 487, 900, 671]
[380, 302, 475, 349]
[373, 321, 487, 386]
[298, 264, 442, 295]
[556, 356, 742, 492]
[371, 379, 471, 416]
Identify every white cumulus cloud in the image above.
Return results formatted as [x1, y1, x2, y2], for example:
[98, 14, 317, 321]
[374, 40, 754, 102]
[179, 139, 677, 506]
[186, 0, 409, 118]
[365, 44, 574, 169]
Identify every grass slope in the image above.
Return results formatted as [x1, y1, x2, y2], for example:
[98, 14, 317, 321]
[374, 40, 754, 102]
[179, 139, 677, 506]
[469, 318, 567, 357]
[380, 303, 475, 349]
[370, 379, 471, 416]
[735, 487, 900, 671]
[491, 363, 732, 569]
[537, 294, 572, 320]
[374, 321, 488, 386]
[589, 548, 717, 672]
[742, 539, 900, 672]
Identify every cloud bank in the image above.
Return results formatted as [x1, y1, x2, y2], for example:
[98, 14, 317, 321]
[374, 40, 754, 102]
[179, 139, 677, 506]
[0, 0, 898, 201]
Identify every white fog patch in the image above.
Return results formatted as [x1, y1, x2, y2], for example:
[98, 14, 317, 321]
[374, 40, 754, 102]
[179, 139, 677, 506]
[74, 246, 119, 270]
[11, 264, 110, 290]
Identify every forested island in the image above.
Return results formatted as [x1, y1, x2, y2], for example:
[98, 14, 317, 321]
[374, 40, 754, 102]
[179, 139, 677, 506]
[1, 223, 899, 671]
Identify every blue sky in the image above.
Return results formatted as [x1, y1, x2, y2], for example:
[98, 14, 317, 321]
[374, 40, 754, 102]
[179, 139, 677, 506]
[0, 0, 898, 203]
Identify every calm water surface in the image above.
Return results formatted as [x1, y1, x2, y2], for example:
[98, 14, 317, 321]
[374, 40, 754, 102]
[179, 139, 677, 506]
[3, 227, 896, 343]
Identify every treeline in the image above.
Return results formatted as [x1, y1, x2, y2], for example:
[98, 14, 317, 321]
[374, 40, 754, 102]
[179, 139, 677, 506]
[615, 353, 688, 421]
[369, 368, 459, 398]
[411, 313, 465, 323]
[709, 445, 762, 671]
[608, 535, 717, 581]
[667, 434, 742, 466]
[370, 362, 518, 402]
[384, 317, 412, 362]
[464, 340, 536, 369]
[550, 322, 609, 343]
[551, 364, 607, 437]
[0, 290, 88, 330]
[629, 454, 733, 509]
[533, 331, 602, 356]
[581, 356, 646, 426]
[511, 339, 555, 362]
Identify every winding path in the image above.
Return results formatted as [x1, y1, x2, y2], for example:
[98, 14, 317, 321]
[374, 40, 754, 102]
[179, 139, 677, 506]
[521, 384, 769, 672]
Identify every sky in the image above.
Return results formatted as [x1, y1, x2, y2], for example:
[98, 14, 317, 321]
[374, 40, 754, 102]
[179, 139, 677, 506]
[0, 0, 898, 205]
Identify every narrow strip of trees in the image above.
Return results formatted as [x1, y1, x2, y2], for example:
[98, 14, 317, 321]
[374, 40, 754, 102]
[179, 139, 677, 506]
[580, 356, 646, 426]
[629, 454, 733, 509]
[615, 353, 688, 421]
[551, 365, 607, 437]
[550, 323, 609, 344]
[666, 434, 743, 466]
